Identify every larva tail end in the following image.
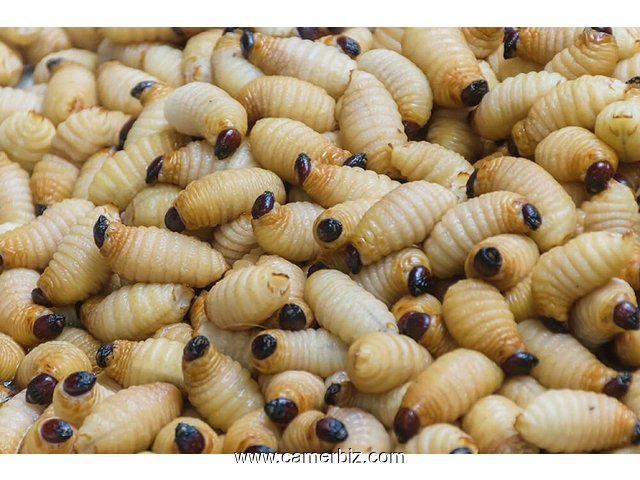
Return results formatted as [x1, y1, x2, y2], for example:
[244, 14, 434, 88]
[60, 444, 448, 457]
[93, 215, 110, 248]
[130, 80, 157, 99]
[118, 117, 136, 148]
[264, 398, 299, 425]
[63, 371, 97, 397]
[602, 372, 633, 398]
[316, 218, 343, 243]
[336, 36, 361, 58]
[398, 312, 431, 342]
[31, 288, 53, 308]
[393, 407, 420, 443]
[345, 244, 362, 274]
[450, 448, 474, 454]
[466, 169, 478, 199]
[183, 335, 210, 362]
[164, 207, 186, 233]
[240, 30, 255, 57]
[408, 266, 431, 296]
[613, 301, 640, 330]
[403, 121, 426, 141]
[585, 161, 614, 194]
[33, 313, 65, 341]
[343, 152, 367, 169]
[542, 317, 570, 333]
[461, 80, 489, 107]
[473, 247, 503, 278]
[175, 422, 206, 454]
[278, 304, 307, 331]
[26, 373, 58, 405]
[316, 417, 348, 443]
[146, 155, 164, 184]
[307, 262, 328, 277]
[41, 418, 74, 444]
[251, 191, 275, 220]
[501, 352, 539, 376]
[294, 153, 312, 184]
[215, 129, 242, 159]
[251, 334, 277, 360]
[96, 343, 114, 369]
[522, 203, 542, 231]
[34, 204, 47, 216]
[244, 445, 277, 453]
[296, 27, 323, 40]
[503, 28, 519, 59]
[324, 383, 341, 405]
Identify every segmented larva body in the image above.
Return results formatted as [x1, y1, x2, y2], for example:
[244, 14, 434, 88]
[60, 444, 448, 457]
[182, 30, 223, 84]
[464, 234, 539, 292]
[237, 76, 336, 132]
[262, 371, 326, 424]
[281, 410, 347, 453]
[142, 45, 184, 88]
[51, 107, 131, 166]
[337, 70, 406, 177]
[99, 27, 184, 45]
[56, 328, 102, 373]
[319, 28, 373, 57]
[97, 61, 159, 115]
[153, 323, 193, 345]
[531, 232, 633, 323]
[72, 148, 116, 200]
[613, 323, 640, 369]
[0, 332, 25, 381]
[193, 321, 255, 372]
[486, 44, 543, 83]
[581, 180, 640, 235]
[614, 27, 640, 58]
[19, 411, 76, 454]
[124, 82, 174, 147]
[595, 99, 640, 163]
[545, 28, 619, 79]
[561, 181, 590, 207]
[511, 75, 629, 157]
[64, 28, 102, 51]
[613, 52, 640, 81]
[461, 27, 503, 59]
[96, 219, 228, 288]
[222, 410, 280, 453]
[29, 154, 79, 210]
[478, 59, 500, 90]
[0, 110, 55, 173]
[518, 319, 627, 395]
[211, 32, 264, 99]
[327, 406, 391, 453]
[0, 86, 42, 123]
[391, 293, 458, 358]
[347, 332, 432, 394]
[244, 32, 357, 99]
[88, 130, 188, 209]
[75, 382, 182, 454]
[497, 375, 547, 409]
[183, 336, 264, 432]
[313, 199, 375, 251]
[122, 185, 181, 228]
[470, 156, 577, 251]
[23, 28, 71, 65]
[399, 423, 478, 454]
[152, 417, 222, 454]
[503, 274, 536, 323]
[570, 278, 639, 348]
[0, 198, 94, 272]
[0, 40, 23, 87]
[250, 328, 348, 377]
[623, 372, 640, 417]
[16, 341, 91, 389]
[619, 233, 640, 291]
[212, 214, 259, 265]
[509, 27, 583, 64]
[43, 60, 98, 126]
[425, 108, 484, 163]
[0, 26, 42, 45]
[389, 142, 473, 202]
[516, 389, 640, 453]
[471, 71, 566, 140]
[32, 49, 97, 84]
[251, 118, 352, 185]
[0, 391, 45, 454]
[0, 153, 35, 224]
[357, 48, 433, 130]
[402, 28, 488, 108]
[305, 269, 398, 345]
[372, 28, 404, 52]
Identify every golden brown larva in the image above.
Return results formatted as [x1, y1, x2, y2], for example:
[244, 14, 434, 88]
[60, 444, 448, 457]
[23, 28, 72, 65]
[16, 341, 91, 390]
[486, 44, 543, 83]
[29, 154, 79, 213]
[0, 331, 25, 382]
[123, 81, 174, 147]
[0, 27, 42, 46]
[313, 199, 375, 252]
[579, 178, 640, 237]
[212, 213, 260, 265]
[425, 108, 484, 163]
[497, 375, 547, 409]
[98, 27, 184, 45]
[64, 28, 102, 50]
[318, 28, 373, 59]
[222, 409, 280, 453]
[19, 407, 76, 454]
[619, 233, 640, 290]
[262, 370, 326, 425]
[0, 40, 23, 87]
[122, 184, 181, 228]
[152, 323, 193, 345]
[182, 29, 223, 84]
[96, 60, 159, 116]
[372, 28, 404, 53]
[281, 410, 349, 453]
[210, 31, 265, 99]
[613, 52, 640, 82]
[0, 110, 55, 173]
[72, 148, 116, 200]
[32, 48, 98, 84]
[461, 27, 503, 59]
[192, 316, 256, 372]
[397, 423, 478, 454]
[504, 27, 584, 64]
[0, 390, 46, 454]
[152, 417, 222, 454]
[0, 86, 43, 123]
[0, 152, 35, 225]
[141, 45, 184, 88]
[623, 372, 640, 417]
[613, 330, 640, 369]
[595, 99, 640, 163]
[56, 328, 102, 373]
[327, 406, 391, 453]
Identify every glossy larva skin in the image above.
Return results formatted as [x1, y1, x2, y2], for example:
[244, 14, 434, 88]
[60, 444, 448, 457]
[619, 233, 640, 291]
[595, 99, 640, 163]
[97, 220, 228, 288]
[182, 30, 223, 84]
[36, 205, 118, 306]
[389, 142, 473, 202]
[305, 269, 397, 345]
[0, 391, 46, 454]
[511, 75, 628, 157]
[82, 283, 194, 342]
[472, 156, 577, 251]
[0, 331, 25, 381]
[531, 232, 633, 323]
[142, 45, 184, 88]
[246, 33, 357, 99]
[123, 82, 174, 147]
[516, 389, 639, 453]
[464, 234, 539, 291]
[398, 423, 477, 454]
[613, 52, 640, 82]
[152, 323, 193, 345]
[64, 28, 102, 51]
[263, 370, 325, 418]
[512, 27, 584, 64]
[223, 409, 280, 453]
[337, 70, 406, 177]
[462, 395, 539, 454]
[518, 319, 622, 393]
[96, 39, 159, 70]
[43, 61, 97, 126]
[472, 71, 566, 140]
[614, 330, 640, 369]
[97, 61, 159, 116]
[56, 328, 102, 372]
[0, 40, 24, 87]
[357, 48, 432, 128]
[173, 168, 286, 230]
[123, 185, 181, 228]
[486, 45, 543, 83]
[19, 409, 76, 454]
[251, 329, 348, 377]
[23, 28, 71, 65]
[372, 28, 404, 53]
[400, 349, 504, 429]
[545, 29, 619, 79]
[461, 27, 503, 59]
[347, 332, 431, 394]
[318, 28, 373, 57]
[401, 28, 486, 108]
[313, 199, 375, 251]
[152, 417, 222, 454]
[0, 110, 55, 173]
[281, 410, 339, 453]
[425, 108, 484, 163]
[16, 341, 91, 388]
[29, 155, 79, 208]
[32, 49, 97, 84]
[75, 382, 182, 454]
[327, 406, 391, 453]
[212, 214, 259, 265]
[99, 27, 183, 45]
[211, 32, 264, 99]
[623, 372, 640, 417]
[497, 375, 547, 409]
[0, 86, 42, 123]
[0, 153, 35, 224]
[477, 60, 500, 90]
[72, 148, 116, 200]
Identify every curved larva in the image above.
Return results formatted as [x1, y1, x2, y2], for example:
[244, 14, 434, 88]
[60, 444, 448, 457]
[581, 180, 640, 235]
[56, 327, 102, 372]
[123, 184, 181, 228]
[471, 71, 566, 140]
[212, 214, 259, 265]
[250, 328, 348, 377]
[262, 370, 326, 423]
[193, 320, 255, 372]
[486, 44, 543, 82]
[19, 410, 76, 454]
[246, 32, 357, 99]
[464, 234, 539, 291]
[511, 75, 629, 157]
[471, 156, 577, 251]
[0, 110, 55, 173]
[64, 28, 102, 51]
[182, 30, 223, 84]
[0, 27, 42, 46]
[389, 142, 473, 202]
[82, 284, 194, 342]
[347, 332, 432, 394]
[318, 28, 373, 58]
[152, 323, 193, 345]
[0, 40, 23, 87]
[23, 28, 71, 65]
[98, 27, 183, 45]
[88, 130, 188, 209]
[426, 108, 484, 163]
[313, 199, 375, 251]
[152, 416, 222, 454]
[75, 382, 182, 454]
[42, 60, 97, 126]
[72, 148, 116, 200]
[399, 423, 477, 454]
[613, 326, 640, 369]
[29, 154, 79, 210]
[52, 375, 113, 427]
[327, 406, 391, 453]
[211, 32, 264, 99]
[337, 70, 407, 177]
[498, 375, 547, 409]
[461, 27, 503, 59]
[463, 395, 539, 454]
[0, 153, 35, 224]
[0, 86, 42, 123]
[237, 76, 336, 133]
[595, 99, 640, 163]
[545, 28, 619, 79]
[142, 45, 184, 87]
[97, 220, 228, 288]
[613, 52, 640, 81]
[97, 61, 159, 116]
[619, 232, 640, 292]
[0, 391, 45, 454]
[516, 389, 640, 453]
[205, 263, 290, 330]
[612, 28, 640, 59]
[51, 107, 131, 166]
[372, 28, 404, 53]
[32, 48, 98, 84]
[477, 60, 500, 90]
[305, 269, 398, 345]
[223, 409, 280, 453]
[281, 410, 343, 453]
[402, 28, 488, 108]
[511, 27, 584, 64]
[0, 198, 94, 271]
[124, 82, 173, 147]
[16, 341, 91, 388]
[531, 231, 634, 323]
[0, 332, 25, 381]
[623, 372, 640, 417]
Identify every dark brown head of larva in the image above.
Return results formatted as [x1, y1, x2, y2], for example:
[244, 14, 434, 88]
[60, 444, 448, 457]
[613, 301, 640, 330]
[118, 117, 136, 149]
[627, 76, 640, 85]
[408, 266, 431, 296]
[278, 304, 307, 331]
[316, 218, 343, 243]
[336, 36, 360, 58]
[294, 153, 312, 184]
[45, 57, 64, 73]
[473, 247, 502, 278]
[393, 407, 420, 443]
[264, 397, 299, 425]
[602, 372, 633, 398]
[183, 335, 210, 362]
[130, 80, 157, 100]
[591, 27, 613, 35]
[585, 161, 614, 194]
[63, 371, 97, 397]
[345, 244, 362, 274]
[343, 153, 367, 169]
[93, 214, 110, 249]
[175, 422, 206, 454]
[633, 421, 640, 445]
[315, 417, 348, 443]
[521, 203, 542, 230]
[215, 128, 242, 159]
[96, 343, 114, 369]
[324, 383, 342, 405]
[306, 261, 328, 277]
[31, 288, 53, 308]
[146, 155, 164, 184]
[403, 121, 426, 141]
[251, 334, 277, 360]
[33, 313, 66, 341]
[398, 312, 431, 342]
[466, 169, 478, 199]
[501, 351, 539, 376]
[461, 80, 489, 107]
[252, 191, 275, 220]
[240, 30, 255, 57]
[296, 27, 323, 40]
[40, 419, 74, 444]
[165, 207, 186, 233]
[26, 373, 58, 405]
[34, 204, 47, 216]
[503, 27, 519, 59]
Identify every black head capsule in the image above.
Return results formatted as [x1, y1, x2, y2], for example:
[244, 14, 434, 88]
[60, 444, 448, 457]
[294, 153, 312, 184]
[403, 121, 425, 141]
[591, 27, 613, 35]
[345, 244, 362, 274]
[627, 76, 640, 85]
[613, 301, 640, 330]
[585, 161, 614, 194]
[541, 316, 570, 333]
[393, 407, 420, 443]
[316, 218, 343, 243]
[183, 335, 210, 362]
[40, 418, 74, 444]
[324, 383, 341, 405]
[307, 262, 328, 277]
[466, 169, 478, 199]
[130, 80, 157, 99]
[450, 447, 473, 454]
[336, 36, 360, 58]
[506, 138, 520, 157]
[278, 304, 307, 331]
[343, 152, 367, 169]
[398, 312, 431, 341]
[33, 313, 65, 341]
[96, 343, 114, 369]
[327, 27, 345, 34]
[408, 266, 431, 296]
[164, 207, 186, 233]
[45, 57, 64, 73]
[222, 27, 241, 34]
[296, 27, 323, 40]
[251, 191, 275, 220]
[175, 422, 206, 454]
[93, 214, 109, 249]
[264, 398, 299, 425]
[240, 30, 255, 57]
[118, 116, 136, 148]
[501, 352, 539, 376]
[522, 203, 542, 230]
[251, 334, 277, 360]
[315, 417, 348, 443]
[34, 204, 47, 216]
[244, 445, 277, 453]
[461, 80, 489, 107]
[31, 288, 53, 308]
[503, 27, 519, 59]
[26, 373, 58, 405]
[62, 371, 97, 396]
[215, 128, 242, 159]
[473, 247, 502, 278]
[632, 421, 640, 445]
[146, 155, 164, 184]
[602, 372, 633, 398]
